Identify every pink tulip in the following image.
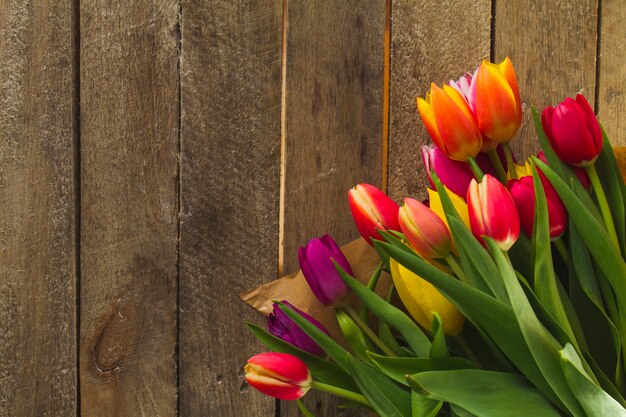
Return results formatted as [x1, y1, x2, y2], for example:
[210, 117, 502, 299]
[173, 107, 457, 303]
[348, 183, 400, 245]
[398, 198, 452, 258]
[507, 176, 568, 239]
[244, 353, 312, 401]
[422, 145, 474, 197]
[541, 94, 602, 167]
[467, 174, 520, 250]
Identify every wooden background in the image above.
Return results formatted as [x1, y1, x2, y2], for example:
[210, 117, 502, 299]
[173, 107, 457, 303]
[0, 0, 623, 416]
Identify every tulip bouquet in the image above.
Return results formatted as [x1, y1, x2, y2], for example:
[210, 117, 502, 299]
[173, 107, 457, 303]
[243, 58, 626, 417]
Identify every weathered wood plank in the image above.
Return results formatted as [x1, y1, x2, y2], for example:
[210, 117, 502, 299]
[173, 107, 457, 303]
[178, 1, 282, 416]
[495, 0, 599, 157]
[281, 1, 385, 415]
[597, 0, 626, 146]
[0, 1, 77, 415]
[79, 1, 179, 415]
[388, 0, 491, 200]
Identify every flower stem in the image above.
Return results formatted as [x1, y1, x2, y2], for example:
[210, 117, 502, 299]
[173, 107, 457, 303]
[310, 381, 370, 407]
[359, 262, 384, 322]
[503, 142, 517, 180]
[344, 305, 396, 357]
[444, 254, 467, 283]
[455, 333, 482, 368]
[585, 163, 620, 251]
[467, 157, 484, 181]
[487, 148, 508, 184]
[295, 399, 315, 417]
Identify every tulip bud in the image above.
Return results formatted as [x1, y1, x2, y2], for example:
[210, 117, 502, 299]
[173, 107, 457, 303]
[298, 235, 352, 306]
[267, 301, 330, 357]
[467, 174, 520, 250]
[417, 83, 483, 161]
[348, 183, 400, 244]
[541, 94, 602, 167]
[390, 259, 464, 335]
[474, 57, 522, 143]
[449, 70, 477, 112]
[399, 198, 452, 259]
[507, 176, 568, 239]
[244, 353, 312, 400]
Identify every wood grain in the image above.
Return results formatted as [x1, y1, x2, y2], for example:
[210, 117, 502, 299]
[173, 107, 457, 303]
[494, 0, 599, 158]
[387, 0, 491, 200]
[79, 1, 179, 415]
[281, 1, 385, 415]
[178, 1, 282, 416]
[0, 1, 77, 415]
[597, 0, 626, 146]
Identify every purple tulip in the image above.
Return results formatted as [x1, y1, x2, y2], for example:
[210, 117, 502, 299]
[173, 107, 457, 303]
[267, 300, 330, 357]
[298, 235, 353, 307]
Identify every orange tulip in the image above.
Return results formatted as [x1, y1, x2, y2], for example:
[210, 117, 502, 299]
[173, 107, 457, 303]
[474, 57, 522, 143]
[417, 83, 483, 161]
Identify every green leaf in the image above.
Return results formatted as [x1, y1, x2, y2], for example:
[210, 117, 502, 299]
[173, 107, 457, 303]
[347, 356, 412, 417]
[336, 309, 375, 364]
[561, 344, 626, 416]
[278, 303, 351, 372]
[485, 238, 584, 416]
[530, 165, 577, 344]
[449, 404, 478, 417]
[407, 369, 562, 417]
[412, 391, 442, 417]
[429, 313, 448, 359]
[533, 158, 626, 310]
[379, 242, 559, 407]
[368, 352, 475, 385]
[379, 285, 408, 357]
[334, 264, 432, 357]
[245, 323, 357, 391]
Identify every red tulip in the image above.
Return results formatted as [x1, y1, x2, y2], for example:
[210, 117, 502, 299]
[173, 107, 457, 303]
[398, 198, 452, 259]
[417, 83, 483, 161]
[244, 353, 312, 401]
[474, 58, 522, 143]
[348, 183, 400, 244]
[536, 151, 590, 190]
[541, 94, 602, 167]
[467, 174, 520, 250]
[507, 176, 568, 239]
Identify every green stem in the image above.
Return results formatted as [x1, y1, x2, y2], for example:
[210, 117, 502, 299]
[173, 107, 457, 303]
[487, 148, 508, 184]
[503, 142, 517, 180]
[586, 163, 620, 251]
[444, 254, 467, 283]
[467, 157, 484, 181]
[553, 237, 569, 265]
[295, 399, 315, 417]
[455, 333, 483, 368]
[310, 381, 370, 407]
[359, 262, 384, 322]
[344, 306, 396, 357]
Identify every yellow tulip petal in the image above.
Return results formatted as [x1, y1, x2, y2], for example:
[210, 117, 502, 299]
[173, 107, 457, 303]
[390, 259, 429, 327]
[427, 187, 470, 229]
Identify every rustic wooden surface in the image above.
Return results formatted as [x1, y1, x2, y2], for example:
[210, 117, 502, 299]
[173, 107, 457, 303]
[597, 0, 626, 146]
[387, 0, 491, 201]
[178, 1, 282, 416]
[79, 1, 179, 415]
[0, 1, 77, 416]
[281, 0, 385, 415]
[494, 0, 599, 159]
[2, 1, 625, 416]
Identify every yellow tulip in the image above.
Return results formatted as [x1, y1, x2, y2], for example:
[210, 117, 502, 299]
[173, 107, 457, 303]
[390, 258, 464, 336]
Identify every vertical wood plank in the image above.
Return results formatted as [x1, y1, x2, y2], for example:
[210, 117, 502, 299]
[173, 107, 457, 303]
[178, 1, 282, 416]
[281, 1, 385, 415]
[597, 0, 626, 146]
[0, 1, 77, 415]
[495, 0, 599, 157]
[79, 1, 179, 415]
[388, 0, 491, 200]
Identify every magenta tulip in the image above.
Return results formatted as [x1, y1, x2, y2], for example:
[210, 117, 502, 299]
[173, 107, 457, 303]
[541, 94, 602, 166]
[267, 300, 330, 357]
[467, 174, 520, 250]
[348, 183, 400, 244]
[245, 353, 312, 400]
[507, 176, 568, 239]
[298, 235, 353, 306]
[536, 151, 590, 190]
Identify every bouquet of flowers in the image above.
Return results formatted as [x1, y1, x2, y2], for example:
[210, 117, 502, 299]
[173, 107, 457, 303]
[242, 58, 626, 417]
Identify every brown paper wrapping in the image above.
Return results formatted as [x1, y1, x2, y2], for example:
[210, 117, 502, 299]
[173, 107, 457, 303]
[240, 238, 389, 339]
